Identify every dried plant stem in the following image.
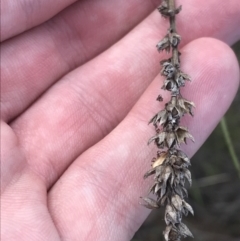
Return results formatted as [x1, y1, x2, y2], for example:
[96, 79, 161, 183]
[169, 0, 176, 27]
[141, 1, 195, 240]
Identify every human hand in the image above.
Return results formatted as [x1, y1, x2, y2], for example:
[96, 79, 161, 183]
[1, 0, 240, 240]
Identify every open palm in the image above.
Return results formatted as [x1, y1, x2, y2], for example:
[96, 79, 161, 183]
[1, 0, 240, 240]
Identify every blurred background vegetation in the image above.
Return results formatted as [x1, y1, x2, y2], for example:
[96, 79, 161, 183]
[132, 41, 240, 241]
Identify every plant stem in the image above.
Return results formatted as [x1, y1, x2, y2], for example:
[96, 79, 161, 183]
[169, 0, 179, 68]
[220, 116, 240, 178]
[169, 0, 176, 31]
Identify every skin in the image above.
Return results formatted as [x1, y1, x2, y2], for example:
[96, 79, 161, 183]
[1, 0, 240, 240]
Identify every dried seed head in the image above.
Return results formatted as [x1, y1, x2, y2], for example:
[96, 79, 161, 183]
[177, 223, 194, 238]
[169, 229, 182, 241]
[157, 32, 181, 54]
[175, 126, 195, 145]
[165, 204, 180, 225]
[163, 225, 173, 241]
[175, 71, 191, 87]
[162, 78, 179, 95]
[161, 62, 176, 78]
[166, 102, 182, 119]
[177, 97, 195, 116]
[183, 169, 192, 186]
[152, 152, 168, 168]
[171, 194, 183, 211]
[177, 150, 191, 165]
[169, 33, 181, 47]
[143, 1, 194, 240]
[163, 165, 173, 181]
[140, 197, 159, 209]
[148, 131, 178, 149]
[157, 0, 168, 18]
[157, 35, 171, 52]
[149, 109, 168, 127]
[166, 132, 176, 148]
[158, 2, 182, 18]
[182, 200, 194, 216]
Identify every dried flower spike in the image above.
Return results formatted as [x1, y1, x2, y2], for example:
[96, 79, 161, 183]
[141, 0, 195, 240]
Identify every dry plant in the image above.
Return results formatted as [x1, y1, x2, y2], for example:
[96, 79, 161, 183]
[141, 0, 195, 240]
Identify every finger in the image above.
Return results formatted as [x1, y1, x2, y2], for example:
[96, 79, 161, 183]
[1, 0, 77, 41]
[1, 166, 61, 241]
[0, 121, 27, 194]
[1, 119, 60, 240]
[2, 0, 240, 122]
[1, 113, 60, 240]
[48, 38, 240, 241]
[1, 0, 160, 122]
